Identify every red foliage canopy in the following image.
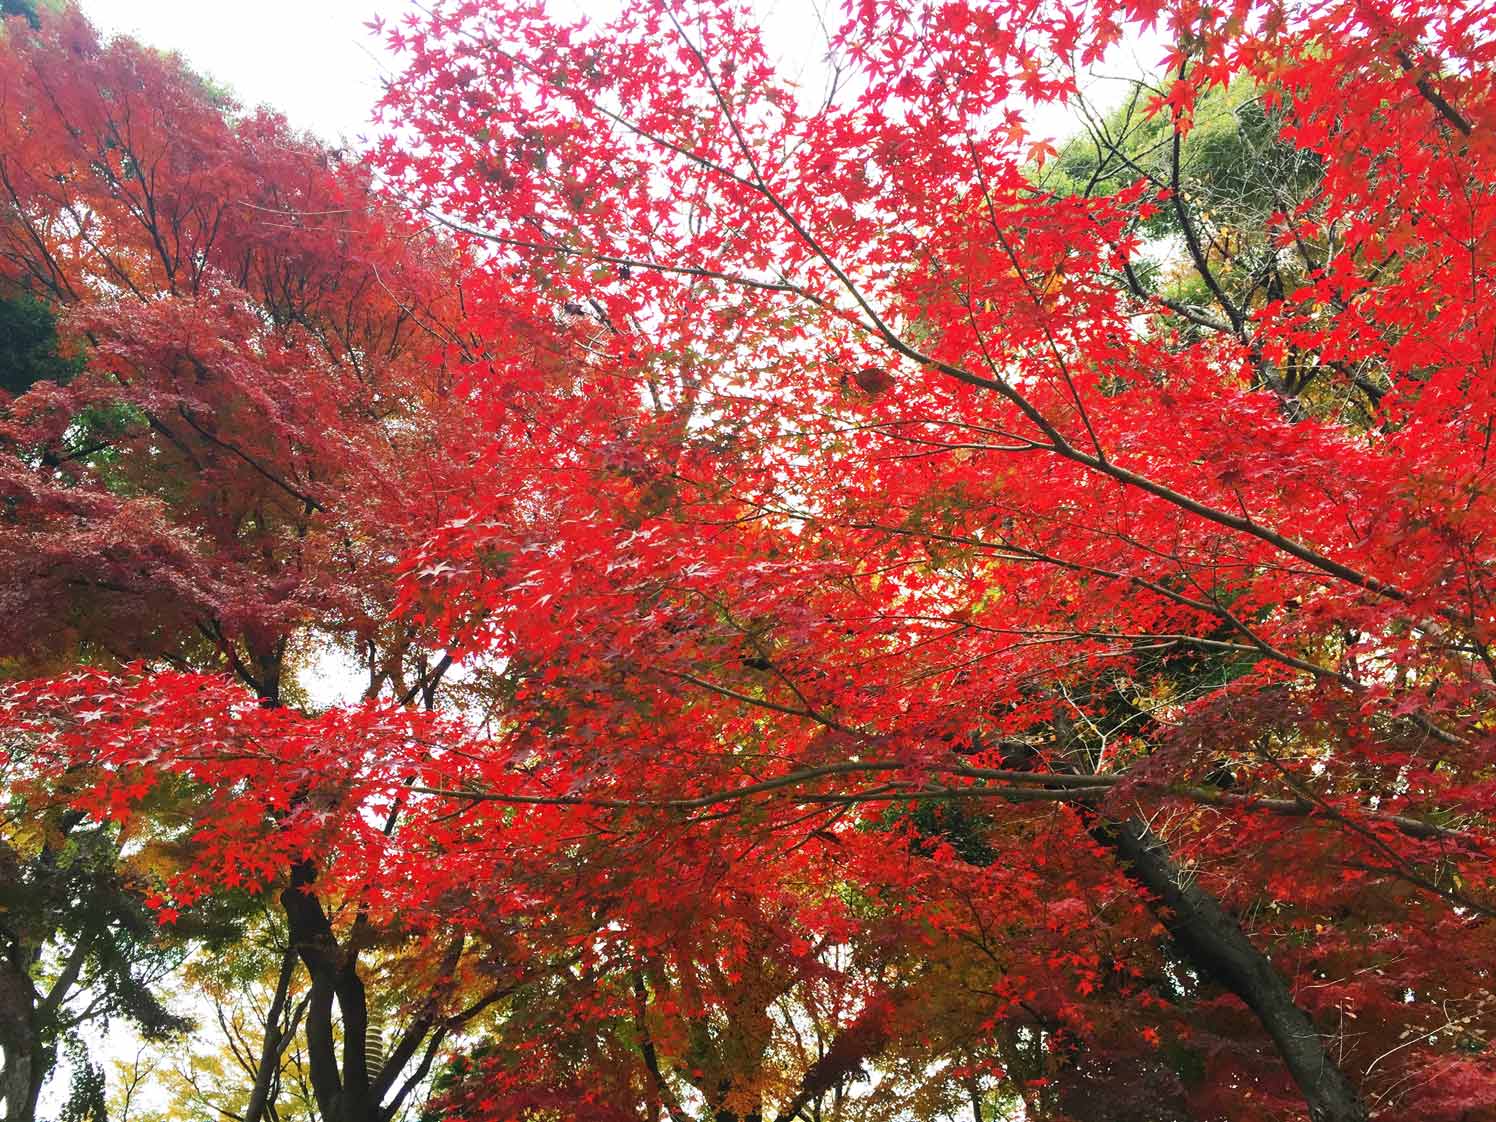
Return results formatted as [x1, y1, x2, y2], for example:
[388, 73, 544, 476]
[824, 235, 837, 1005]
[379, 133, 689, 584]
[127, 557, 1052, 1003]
[5, 0, 1496, 1120]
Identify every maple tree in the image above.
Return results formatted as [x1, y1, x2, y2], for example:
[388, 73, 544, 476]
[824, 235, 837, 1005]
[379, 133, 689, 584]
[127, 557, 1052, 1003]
[0, 6, 485, 1118]
[368, 0, 1496, 1118]
[5, 0, 1496, 1120]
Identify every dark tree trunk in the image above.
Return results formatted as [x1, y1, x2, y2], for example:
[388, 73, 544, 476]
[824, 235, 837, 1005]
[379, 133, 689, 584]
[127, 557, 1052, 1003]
[1091, 815, 1369, 1122]
[281, 861, 376, 1122]
[242, 943, 301, 1122]
[0, 964, 43, 1122]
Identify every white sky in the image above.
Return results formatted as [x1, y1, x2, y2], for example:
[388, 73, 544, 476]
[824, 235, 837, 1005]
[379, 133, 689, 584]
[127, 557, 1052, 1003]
[76, 1, 853, 143]
[80, 0, 420, 142]
[78, 1, 1160, 146]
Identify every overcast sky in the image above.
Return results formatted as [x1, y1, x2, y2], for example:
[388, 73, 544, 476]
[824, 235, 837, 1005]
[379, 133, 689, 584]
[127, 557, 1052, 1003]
[79, 0, 418, 142]
[78, 0, 1160, 153]
[76, 1, 853, 143]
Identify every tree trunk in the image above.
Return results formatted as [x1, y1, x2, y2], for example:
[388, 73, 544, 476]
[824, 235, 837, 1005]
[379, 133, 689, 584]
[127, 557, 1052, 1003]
[242, 944, 300, 1122]
[281, 861, 375, 1122]
[1091, 815, 1368, 1122]
[0, 964, 42, 1122]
